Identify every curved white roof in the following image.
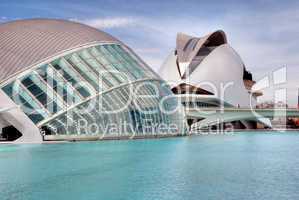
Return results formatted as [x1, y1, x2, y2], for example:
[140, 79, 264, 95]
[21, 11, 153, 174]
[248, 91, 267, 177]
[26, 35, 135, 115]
[0, 19, 119, 83]
[159, 30, 257, 107]
[176, 30, 227, 64]
[160, 30, 228, 82]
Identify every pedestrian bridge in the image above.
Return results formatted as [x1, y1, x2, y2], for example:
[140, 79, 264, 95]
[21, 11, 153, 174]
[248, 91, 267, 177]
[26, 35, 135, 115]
[186, 108, 299, 130]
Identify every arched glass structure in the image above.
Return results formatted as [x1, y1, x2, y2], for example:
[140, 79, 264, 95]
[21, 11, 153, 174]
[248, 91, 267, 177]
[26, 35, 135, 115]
[1, 42, 186, 140]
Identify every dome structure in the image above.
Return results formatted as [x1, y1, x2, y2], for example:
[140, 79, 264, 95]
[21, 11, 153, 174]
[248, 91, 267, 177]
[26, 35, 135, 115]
[0, 19, 119, 83]
[0, 19, 186, 143]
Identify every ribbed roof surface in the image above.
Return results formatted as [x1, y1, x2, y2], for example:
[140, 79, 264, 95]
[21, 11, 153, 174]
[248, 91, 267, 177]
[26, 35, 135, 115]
[0, 19, 119, 83]
[176, 30, 227, 64]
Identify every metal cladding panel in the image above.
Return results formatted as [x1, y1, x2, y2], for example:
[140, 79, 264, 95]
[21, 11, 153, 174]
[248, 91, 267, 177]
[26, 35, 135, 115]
[176, 30, 227, 64]
[0, 19, 119, 83]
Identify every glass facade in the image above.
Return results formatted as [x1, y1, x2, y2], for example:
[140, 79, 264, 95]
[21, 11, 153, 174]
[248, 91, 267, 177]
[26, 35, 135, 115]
[1, 43, 186, 139]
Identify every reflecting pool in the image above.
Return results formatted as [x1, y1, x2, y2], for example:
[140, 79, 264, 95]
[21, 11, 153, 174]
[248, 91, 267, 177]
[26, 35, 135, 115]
[1, 132, 299, 200]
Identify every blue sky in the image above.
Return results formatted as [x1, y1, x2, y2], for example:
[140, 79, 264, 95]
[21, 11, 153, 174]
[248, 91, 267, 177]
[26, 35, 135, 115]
[1, 0, 299, 105]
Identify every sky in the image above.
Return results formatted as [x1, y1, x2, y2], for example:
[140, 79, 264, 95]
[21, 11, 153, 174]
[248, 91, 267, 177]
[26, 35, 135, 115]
[0, 0, 299, 105]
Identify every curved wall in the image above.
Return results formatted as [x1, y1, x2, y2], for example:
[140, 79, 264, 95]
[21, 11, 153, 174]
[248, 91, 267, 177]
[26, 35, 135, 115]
[159, 51, 181, 85]
[188, 44, 254, 107]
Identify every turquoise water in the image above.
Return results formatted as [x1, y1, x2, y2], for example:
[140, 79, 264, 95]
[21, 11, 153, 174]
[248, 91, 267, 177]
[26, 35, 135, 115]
[1, 132, 299, 200]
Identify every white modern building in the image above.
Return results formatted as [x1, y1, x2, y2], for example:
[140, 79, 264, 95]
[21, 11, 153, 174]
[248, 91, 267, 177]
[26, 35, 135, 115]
[159, 31, 262, 129]
[0, 19, 186, 143]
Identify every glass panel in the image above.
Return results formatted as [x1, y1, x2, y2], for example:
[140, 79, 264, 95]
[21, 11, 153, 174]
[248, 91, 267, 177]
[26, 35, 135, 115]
[51, 59, 91, 98]
[96, 47, 135, 81]
[80, 49, 122, 87]
[89, 47, 109, 65]
[2, 82, 48, 124]
[65, 53, 102, 91]
[19, 87, 48, 115]
[90, 45, 134, 82]
[2, 84, 13, 98]
[21, 74, 63, 114]
[37, 65, 81, 105]
[107, 45, 145, 79]
[97, 45, 119, 64]
[122, 46, 156, 76]
[28, 112, 45, 124]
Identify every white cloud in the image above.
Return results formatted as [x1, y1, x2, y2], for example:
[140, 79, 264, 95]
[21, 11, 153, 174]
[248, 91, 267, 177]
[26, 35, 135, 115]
[78, 17, 138, 29]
